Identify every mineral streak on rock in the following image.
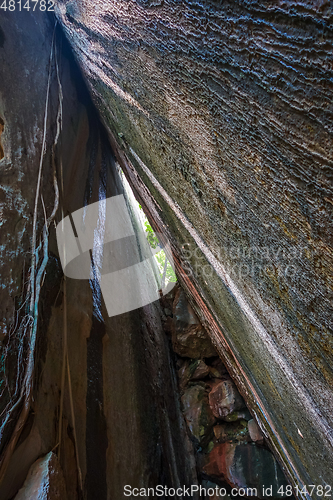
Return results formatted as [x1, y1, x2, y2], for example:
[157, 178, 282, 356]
[54, 0, 333, 493]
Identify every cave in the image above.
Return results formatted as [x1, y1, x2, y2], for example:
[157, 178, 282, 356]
[0, 2, 332, 500]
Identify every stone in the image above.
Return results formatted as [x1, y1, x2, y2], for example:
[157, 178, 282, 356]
[14, 452, 67, 500]
[203, 443, 289, 499]
[208, 379, 245, 419]
[191, 360, 211, 380]
[209, 359, 228, 379]
[181, 385, 215, 443]
[173, 289, 200, 329]
[173, 325, 218, 359]
[178, 360, 211, 391]
[213, 420, 249, 443]
[172, 290, 217, 358]
[248, 419, 265, 443]
[164, 308, 172, 317]
[223, 410, 252, 422]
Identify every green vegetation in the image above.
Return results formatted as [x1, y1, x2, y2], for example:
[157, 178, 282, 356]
[138, 203, 177, 285]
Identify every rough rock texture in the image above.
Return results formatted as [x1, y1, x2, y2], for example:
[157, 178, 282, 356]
[14, 453, 67, 500]
[213, 421, 249, 444]
[181, 384, 215, 443]
[248, 419, 265, 444]
[178, 359, 211, 391]
[209, 379, 245, 419]
[54, 0, 333, 493]
[0, 8, 62, 483]
[172, 289, 217, 358]
[204, 442, 289, 499]
[0, 11, 197, 500]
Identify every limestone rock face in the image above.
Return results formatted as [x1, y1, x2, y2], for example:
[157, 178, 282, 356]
[14, 453, 67, 500]
[54, 0, 333, 490]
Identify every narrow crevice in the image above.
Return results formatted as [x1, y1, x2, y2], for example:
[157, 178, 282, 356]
[0, 117, 4, 160]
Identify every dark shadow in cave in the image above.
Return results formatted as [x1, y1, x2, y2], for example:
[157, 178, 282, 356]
[0, 117, 4, 160]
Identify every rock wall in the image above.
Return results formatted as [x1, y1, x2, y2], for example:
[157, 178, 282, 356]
[0, 11, 197, 499]
[53, 0, 333, 495]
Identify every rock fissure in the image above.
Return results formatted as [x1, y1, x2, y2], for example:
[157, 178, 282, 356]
[0, 4, 332, 499]
[0, 117, 4, 160]
[161, 284, 290, 499]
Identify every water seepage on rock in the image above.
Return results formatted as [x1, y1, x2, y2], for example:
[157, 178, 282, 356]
[181, 385, 215, 442]
[209, 379, 245, 419]
[14, 452, 67, 500]
[172, 289, 217, 358]
[213, 420, 250, 443]
[203, 442, 289, 499]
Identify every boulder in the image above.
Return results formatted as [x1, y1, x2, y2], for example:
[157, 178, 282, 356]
[179, 359, 211, 390]
[172, 290, 217, 358]
[181, 385, 215, 442]
[209, 379, 245, 419]
[173, 288, 200, 329]
[191, 360, 211, 381]
[209, 359, 228, 379]
[213, 420, 249, 443]
[173, 325, 218, 359]
[223, 410, 252, 422]
[203, 443, 289, 499]
[14, 452, 67, 500]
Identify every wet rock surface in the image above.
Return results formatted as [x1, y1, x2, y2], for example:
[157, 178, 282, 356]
[14, 452, 67, 500]
[203, 443, 289, 499]
[213, 421, 249, 444]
